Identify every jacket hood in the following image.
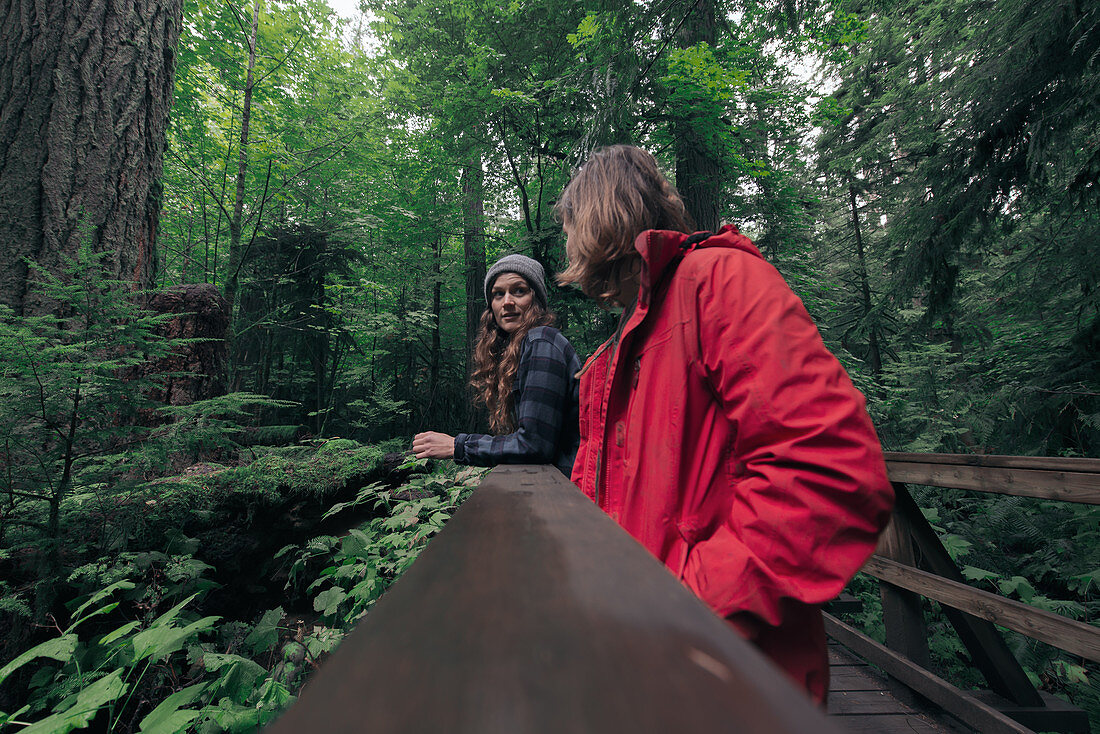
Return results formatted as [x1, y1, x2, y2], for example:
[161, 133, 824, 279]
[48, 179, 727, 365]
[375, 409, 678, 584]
[633, 224, 762, 306]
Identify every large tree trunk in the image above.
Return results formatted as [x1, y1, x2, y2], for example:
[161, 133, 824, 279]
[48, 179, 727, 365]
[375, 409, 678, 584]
[0, 0, 183, 314]
[672, 0, 721, 233]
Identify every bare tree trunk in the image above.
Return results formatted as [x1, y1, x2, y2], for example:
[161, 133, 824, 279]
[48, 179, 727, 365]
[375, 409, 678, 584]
[223, 0, 260, 326]
[849, 181, 882, 376]
[462, 155, 486, 371]
[0, 0, 184, 314]
[430, 237, 443, 400]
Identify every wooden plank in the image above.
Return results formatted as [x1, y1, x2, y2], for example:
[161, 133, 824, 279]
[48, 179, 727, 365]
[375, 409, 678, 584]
[863, 555, 1100, 662]
[829, 666, 888, 692]
[835, 715, 945, 733]
[824, 614, 1037, 734]
[892, 484, 1044, 707]
[885, 452, 1100, 474]
[885, 462, 1100, 504]
[829, 645, 861, 666]
[824, 591, 863, 615]
[971, 692, 1091, 734]
[266, 466, 844, 734]
[828, 690, 912, 715]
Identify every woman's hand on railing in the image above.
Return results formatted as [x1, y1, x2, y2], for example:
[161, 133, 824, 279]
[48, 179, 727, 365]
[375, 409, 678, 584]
[412, 431, 455, 459]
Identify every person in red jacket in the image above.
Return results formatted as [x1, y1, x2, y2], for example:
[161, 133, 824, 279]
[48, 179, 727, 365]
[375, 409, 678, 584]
[555, 145, 894, 704]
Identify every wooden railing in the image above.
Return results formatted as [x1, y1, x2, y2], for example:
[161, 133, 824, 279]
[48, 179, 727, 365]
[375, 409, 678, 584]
[266, 465, 842, 733]
[826, 452, 1100, 734]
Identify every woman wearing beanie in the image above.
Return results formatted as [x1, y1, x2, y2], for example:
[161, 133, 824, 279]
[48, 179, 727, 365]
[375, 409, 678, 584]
[412, 254, 581, 475]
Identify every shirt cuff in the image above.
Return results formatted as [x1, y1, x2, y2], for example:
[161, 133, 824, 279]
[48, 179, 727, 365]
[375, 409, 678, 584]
[453, 434, 468, 463]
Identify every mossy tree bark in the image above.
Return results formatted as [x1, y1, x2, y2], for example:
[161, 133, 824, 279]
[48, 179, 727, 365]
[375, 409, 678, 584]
[0, 0, 183, 315]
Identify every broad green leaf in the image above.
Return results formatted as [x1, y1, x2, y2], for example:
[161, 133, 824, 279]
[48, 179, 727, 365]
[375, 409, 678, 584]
[255, 679, 294, 710]
[100, 621, 141, 646]
[148, 593, 201, 628]
[1068, 568, 1100, 595]
[273, 544, 298, 559]
[68, 580, 136, 629]
[66, 602, 120, 633]
[202, 654, 267, 704]
[22, 669, 126, 734]
[1053, 661, 1089, 685]
[939, 534, 972, 562]
[0, 704, 31, 727]
[137, 683, 206, 734]
[313, 587, 346, 617]
[244, 607, 285, 655]
[202, 697, 263, 733]
[961, 566, 1000, 583]
[0, 635, 77, 687]
[133, 616, 220, 662]
[997, 575, 1036, 602]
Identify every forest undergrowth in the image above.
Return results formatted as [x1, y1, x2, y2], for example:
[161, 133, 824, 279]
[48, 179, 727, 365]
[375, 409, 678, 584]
[0, 437, 482, 733]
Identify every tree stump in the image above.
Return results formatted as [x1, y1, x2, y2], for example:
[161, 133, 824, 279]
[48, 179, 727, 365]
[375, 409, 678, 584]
[147, 283, 229, 405]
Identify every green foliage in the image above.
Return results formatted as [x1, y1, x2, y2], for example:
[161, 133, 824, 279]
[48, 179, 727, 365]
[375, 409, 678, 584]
[1, 449, 480, 733]
[284, 463, 484, 625]
[0, 243, 174, 613]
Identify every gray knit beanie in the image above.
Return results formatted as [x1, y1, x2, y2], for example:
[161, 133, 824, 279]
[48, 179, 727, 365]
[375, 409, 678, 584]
[484, 254, 548, 308]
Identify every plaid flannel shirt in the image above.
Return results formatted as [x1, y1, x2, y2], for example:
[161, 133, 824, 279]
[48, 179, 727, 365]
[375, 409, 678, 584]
[454, 326, 580, 475]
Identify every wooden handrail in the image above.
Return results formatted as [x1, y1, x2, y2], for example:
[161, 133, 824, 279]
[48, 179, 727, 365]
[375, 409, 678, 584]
[266, 465, 842, 734]
[885, 452, 1100, 473]
[883, 452, 1100, 503]
[859, 457, 1098, 731]
[863, 555, 1100, 661]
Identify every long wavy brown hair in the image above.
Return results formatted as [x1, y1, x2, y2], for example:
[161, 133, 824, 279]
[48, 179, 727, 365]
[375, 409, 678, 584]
[470, 301, 555, 433]
[555, 145, 693, 306]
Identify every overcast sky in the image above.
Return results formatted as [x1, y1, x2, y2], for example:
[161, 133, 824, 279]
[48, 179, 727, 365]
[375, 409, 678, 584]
[328, 0, 360, 18]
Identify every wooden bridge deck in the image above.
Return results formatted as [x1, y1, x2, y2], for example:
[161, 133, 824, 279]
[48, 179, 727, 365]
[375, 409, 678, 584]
[828, 642, 960, 733]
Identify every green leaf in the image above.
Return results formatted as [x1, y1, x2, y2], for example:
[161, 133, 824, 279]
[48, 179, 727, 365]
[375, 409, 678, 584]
[67, 580, 136, 630]
[961, 566, 1000, 583]
[0, 635, 78, 687]
[100, 621, 141, 646]
[202, 654, 267, 704]
[244, 607, 285, 655]
[199, 698, 261, 733]
[0, 704, 31, 727]
[137, 683, 206, 734]
[273, 544, 298, 560]
[1053, 661, 1089, 685]
[1068, 568, 1100, 595]
[21, 669, 127, 734]
[254, 679, 294, 710]
[997, 575, 1036, 602]
[132, 616, 220, 662]
[313, 587, 347, 617]
[939, 534, 972, 562]
[147, 592, 200, 628]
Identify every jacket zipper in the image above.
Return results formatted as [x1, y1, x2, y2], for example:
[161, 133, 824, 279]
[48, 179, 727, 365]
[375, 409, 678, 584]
[593, 448, 602, 507]
[596, 304, 633, 511]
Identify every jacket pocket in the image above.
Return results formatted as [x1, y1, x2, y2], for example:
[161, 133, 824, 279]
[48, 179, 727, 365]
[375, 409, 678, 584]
[672, 520, 702, 581]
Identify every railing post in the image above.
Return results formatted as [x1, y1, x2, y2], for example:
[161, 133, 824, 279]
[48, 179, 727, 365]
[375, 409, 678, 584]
[877, 482, 931, 669]
[891, 483, 1044, 707]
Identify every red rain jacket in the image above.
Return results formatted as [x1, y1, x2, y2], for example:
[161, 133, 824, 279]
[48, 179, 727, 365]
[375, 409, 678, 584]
[571, 226, 894, 702]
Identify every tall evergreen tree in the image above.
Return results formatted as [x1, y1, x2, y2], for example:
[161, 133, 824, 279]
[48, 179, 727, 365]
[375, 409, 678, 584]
[0, 0, 184, 314]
